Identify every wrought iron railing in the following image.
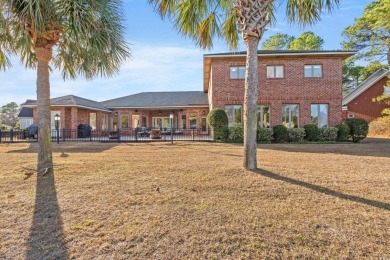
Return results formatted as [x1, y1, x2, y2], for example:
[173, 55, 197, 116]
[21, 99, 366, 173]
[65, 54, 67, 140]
[0, 128, 212, 143]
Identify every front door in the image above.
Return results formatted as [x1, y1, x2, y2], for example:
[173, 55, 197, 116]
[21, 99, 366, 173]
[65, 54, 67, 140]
[51, 111, 61, 137]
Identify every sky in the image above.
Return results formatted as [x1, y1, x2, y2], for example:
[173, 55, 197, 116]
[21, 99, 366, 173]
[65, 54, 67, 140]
[0, 0, 373, 106]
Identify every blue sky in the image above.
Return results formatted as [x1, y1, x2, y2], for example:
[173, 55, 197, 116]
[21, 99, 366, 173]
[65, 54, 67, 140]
[0, 0, 372, 106]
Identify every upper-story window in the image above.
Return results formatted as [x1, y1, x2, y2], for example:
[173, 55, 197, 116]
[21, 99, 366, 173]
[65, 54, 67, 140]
[266, 65, 284, 78]
[230, 66, 246, 79]
[384, 86, 390, 95]
[304, 65, 322, 78]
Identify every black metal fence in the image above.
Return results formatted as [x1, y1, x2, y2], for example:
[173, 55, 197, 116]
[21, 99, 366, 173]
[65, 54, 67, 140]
[0, 128, 212, 143]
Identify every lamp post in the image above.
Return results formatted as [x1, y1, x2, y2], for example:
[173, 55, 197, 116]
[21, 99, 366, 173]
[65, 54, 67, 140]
[170, 112, 174, 145]
[54, 114, 60, 144]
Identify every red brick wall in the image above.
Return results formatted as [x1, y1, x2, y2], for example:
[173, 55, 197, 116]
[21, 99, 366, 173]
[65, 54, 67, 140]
[209, 57, 344, 126]
[344, 76, 389, 122]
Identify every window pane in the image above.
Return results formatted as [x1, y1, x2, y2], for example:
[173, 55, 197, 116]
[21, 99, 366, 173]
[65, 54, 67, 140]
[385, 86, 390, 95]
[290, 105, 299, 128]
[189, 114, 197, 129]
[263, 105, 270, 128]
[313, 65, 322, 77]
[304, 66, 312, 77]
[234, 106, 242, 125]
[311, 104, 319, 125]
[121, 115, 129, 129]
[282, 105, 290, 128]
[318, 104, 328, 128]
[257, 105, 270, 128]
[238, 67, 246, 79]
[275, 66, 284, 78]
[230, 67, 238, 79]
[89, 113, 97, 130]
[266, 66, 274, 78]
[102, 115, 108, 130]
[225, 106, 235, 127]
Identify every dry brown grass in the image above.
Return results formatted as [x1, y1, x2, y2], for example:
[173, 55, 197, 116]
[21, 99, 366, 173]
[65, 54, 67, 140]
[0, 139, 389, 259]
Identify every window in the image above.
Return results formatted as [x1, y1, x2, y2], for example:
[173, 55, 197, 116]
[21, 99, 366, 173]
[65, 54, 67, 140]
[102, 114, 108, 130]
[348, 114, 355, 118]
[132, 115, 140, 128]
[121, 115, 129, 129]
[282, 104, 299, 128]
[385, 86, 390, 95]
[266, 66, 284, 78]
[311, 104, 328, 128]
[225, 105, 242, 127]
[230, 66, 246, 79]
[181, 114, 187, 129]
[201, 117, 207, 131]
[257, 105, 270, 128]
[189, 113, 197, 129]
[89, 113, 97, 130]
[304, 65, 322, 77]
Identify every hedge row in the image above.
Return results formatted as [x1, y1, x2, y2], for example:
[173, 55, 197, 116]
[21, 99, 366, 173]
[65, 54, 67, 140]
[207, 109, 369, 143]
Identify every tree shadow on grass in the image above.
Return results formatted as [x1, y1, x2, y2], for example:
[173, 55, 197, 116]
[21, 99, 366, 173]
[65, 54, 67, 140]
[253, 168, 390, 211]
[26, 172, 68, 260]
[7, 142, 119, 154]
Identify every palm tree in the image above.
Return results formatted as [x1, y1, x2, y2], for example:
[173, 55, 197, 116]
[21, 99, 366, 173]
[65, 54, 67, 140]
[149, 0, 339, 170]
[0, 0, 130, 174]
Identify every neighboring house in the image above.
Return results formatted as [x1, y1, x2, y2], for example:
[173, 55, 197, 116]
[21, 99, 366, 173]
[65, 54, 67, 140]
[22, 50, 355, 131]
[18, 107, 34, 129]
[342, 69, 390, 122]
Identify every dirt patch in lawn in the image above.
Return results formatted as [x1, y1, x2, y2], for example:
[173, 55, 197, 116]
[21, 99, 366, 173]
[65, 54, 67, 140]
[0, 139, 389, 259]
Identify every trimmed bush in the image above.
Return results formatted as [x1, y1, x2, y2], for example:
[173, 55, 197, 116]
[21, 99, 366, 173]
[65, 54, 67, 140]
[304, 124, 319, 141]
[228, 126, 244, 143]
[207, 109, 229, 142]
[336, 123, 350, 142]
[257, 128, 274, 143]
[288, 128, 306, 142]
[345, 118, 369, 143]
[318, 127, 338, 141]
[273, 125, 288, 143]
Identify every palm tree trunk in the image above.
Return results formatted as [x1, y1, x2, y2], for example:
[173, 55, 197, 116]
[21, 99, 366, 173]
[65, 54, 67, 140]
[243, 36, 259, 170]
[35, 47, 53, 174]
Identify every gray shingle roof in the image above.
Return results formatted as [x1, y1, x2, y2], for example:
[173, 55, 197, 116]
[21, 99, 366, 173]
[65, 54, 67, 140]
[101, 91, 209, 108]
[18, 107, 33, 118]
[22, 95, 112, 112]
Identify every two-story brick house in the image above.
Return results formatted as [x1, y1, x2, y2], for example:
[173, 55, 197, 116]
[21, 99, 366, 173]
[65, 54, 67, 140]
[23, 50, 354, 132]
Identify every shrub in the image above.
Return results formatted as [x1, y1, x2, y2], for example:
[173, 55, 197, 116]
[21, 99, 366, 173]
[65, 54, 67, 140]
[345, 118, 369, 143]
[318, 127, 338, 141]
[257, 128, 274, 143]
[273, 125, 288, 143]
[336, 123, 350, 142]
[369, 116, 390, 138]
[303, 124, 319, 141]
[207, 109, 229, 142]
[288, 128, 306, 142]
[228, 126, 244, 143]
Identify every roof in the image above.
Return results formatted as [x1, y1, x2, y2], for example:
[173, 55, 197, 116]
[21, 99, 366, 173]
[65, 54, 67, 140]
[18, 107, 33, 118]
[343, 69, 390, 106]
[101, 91, 209, 109]
[22, 95, 112, 112]
[203, 50, 356, 92]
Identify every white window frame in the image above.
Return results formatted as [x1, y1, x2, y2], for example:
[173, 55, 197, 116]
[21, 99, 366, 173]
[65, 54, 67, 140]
[266, 65, 284, 78]
[102, 114, 108, 130]
[310, 104, 329, 128]
[282, 104, 300, 128]
[384, 86, 390, 95]
[225, 105, 242, 127]
[230, 66, 246, 79]
[121, 114, 130, 129]
[304, 65, 322, 78]
[348, 114, 355, 118]
[257, 105, 270, 128]
[89, 112, 97, 130]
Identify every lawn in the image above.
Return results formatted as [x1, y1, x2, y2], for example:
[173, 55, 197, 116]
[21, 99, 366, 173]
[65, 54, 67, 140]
[0, 139, 389, 259]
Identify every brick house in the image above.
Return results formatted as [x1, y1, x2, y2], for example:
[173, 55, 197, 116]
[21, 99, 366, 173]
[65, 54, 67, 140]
[342, 69, 390, 122]
[22, 50, 355, 132]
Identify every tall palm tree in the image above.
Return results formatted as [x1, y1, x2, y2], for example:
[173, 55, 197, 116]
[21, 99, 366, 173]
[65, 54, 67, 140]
[0, 0, 130, 174]
[149, 0, 340, 170]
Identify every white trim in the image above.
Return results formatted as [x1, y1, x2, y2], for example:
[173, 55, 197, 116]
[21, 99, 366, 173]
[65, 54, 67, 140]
[204, 51, 356, 58]
[343, 69, 390, 106]
[342, 106, 348, 111]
